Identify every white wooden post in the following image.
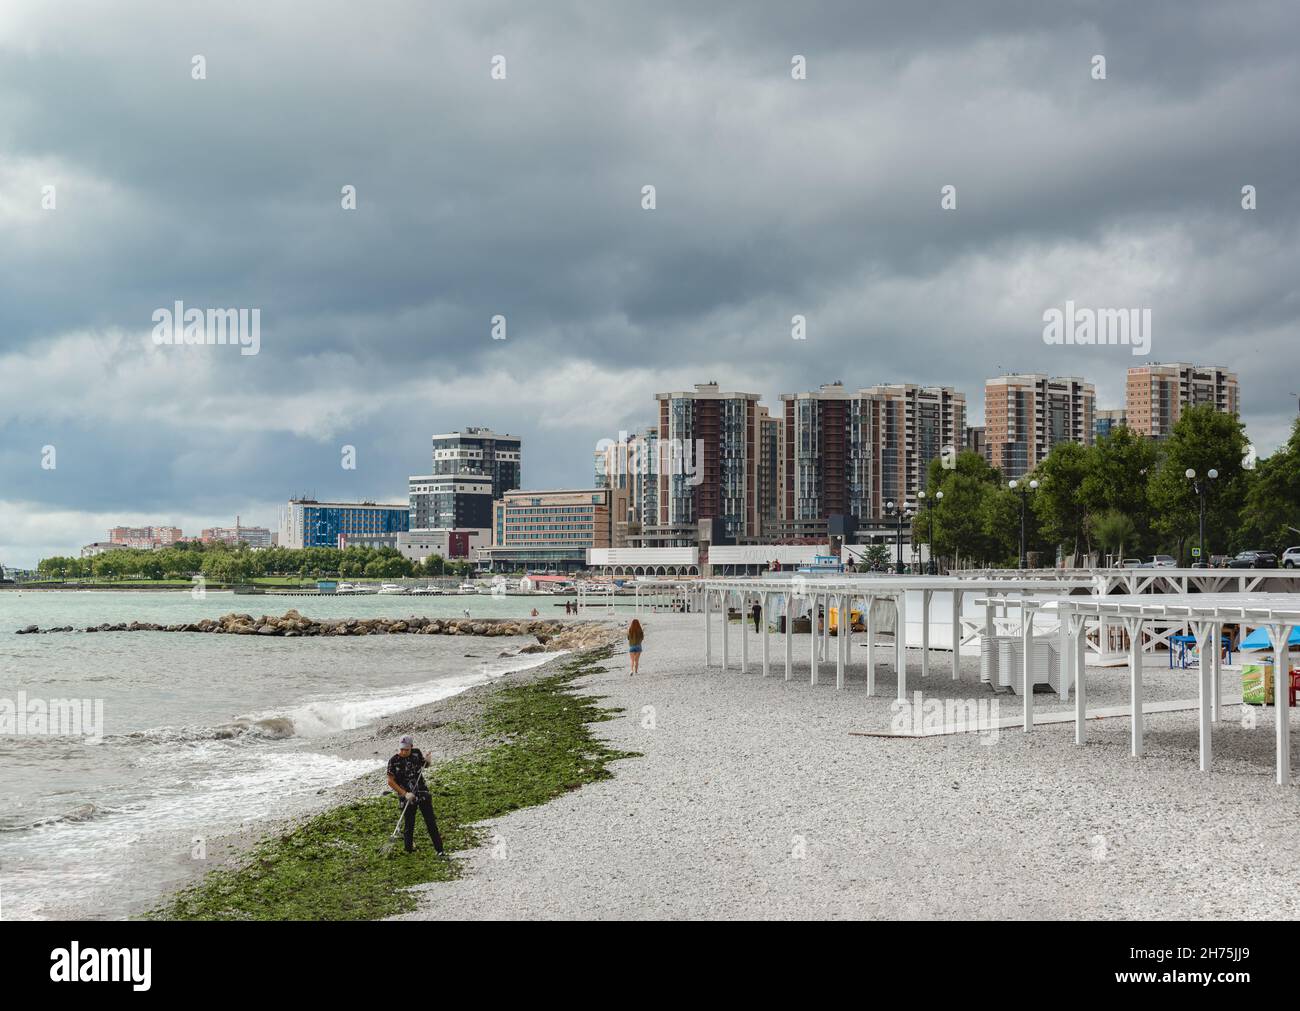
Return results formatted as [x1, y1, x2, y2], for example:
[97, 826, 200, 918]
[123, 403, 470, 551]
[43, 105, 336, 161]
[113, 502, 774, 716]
[1021, 603, 1035, 732]
[704, 587, 712, 667]
[866, 594, 876, 696]
[951, 589, 962, 681]
[1268, 624, 1293, 786]
[1193, 619, 1213, 773]
[836, 593, 846, 690]
[784, 592, 793, 682]
[1073, 613, 1088, 745]
[761, 592, 770, 677]
[920, 589, 932, 681]
[1127, 616, 1144, 757]
[895, 592, 908, 700]
[1056, 600, 1070, 701]
[721, 590, 729, 672]
[740, 590, 749, 674]
[810, 593, 820, 686]
[1210, 623, 1222, 723]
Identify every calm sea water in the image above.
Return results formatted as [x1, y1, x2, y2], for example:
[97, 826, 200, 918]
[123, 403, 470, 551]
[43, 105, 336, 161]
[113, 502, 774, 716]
[0, 590, 592, 920]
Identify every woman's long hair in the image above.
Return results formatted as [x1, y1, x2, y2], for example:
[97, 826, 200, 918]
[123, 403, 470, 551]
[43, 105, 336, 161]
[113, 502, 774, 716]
[628, 619, 643, 637]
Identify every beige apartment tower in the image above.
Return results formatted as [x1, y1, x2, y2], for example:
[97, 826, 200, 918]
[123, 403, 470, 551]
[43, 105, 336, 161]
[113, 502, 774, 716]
[1125, 363, 1239, 438]
[985, 374, 1095, 481]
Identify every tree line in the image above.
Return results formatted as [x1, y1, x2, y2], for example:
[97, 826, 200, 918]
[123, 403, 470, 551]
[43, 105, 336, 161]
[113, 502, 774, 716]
[914, 405, 1300, 567]
[35, 543, 476, 583]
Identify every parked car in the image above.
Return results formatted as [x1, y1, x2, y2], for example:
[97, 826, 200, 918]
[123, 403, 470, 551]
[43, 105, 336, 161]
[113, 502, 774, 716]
[1224, 550, 1278, 569]
[1119, 558, 1143, 568]
[1282, 546, 1300, 569]
[1151, 555, 1177, 568]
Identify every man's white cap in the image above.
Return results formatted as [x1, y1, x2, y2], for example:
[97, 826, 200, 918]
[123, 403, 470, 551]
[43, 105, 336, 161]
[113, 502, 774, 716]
[398, 735, 414, 748]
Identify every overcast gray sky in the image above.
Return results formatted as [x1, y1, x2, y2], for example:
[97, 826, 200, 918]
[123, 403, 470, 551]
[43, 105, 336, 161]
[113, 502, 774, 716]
[2, 0, 1298, 566]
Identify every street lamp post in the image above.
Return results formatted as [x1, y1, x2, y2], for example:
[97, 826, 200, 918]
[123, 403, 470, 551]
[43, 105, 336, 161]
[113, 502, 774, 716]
[885, 500, 911, 574]
[917, 489, 944, 574]
[1185, 468, 1218, 565]
[1008, 478, 1038, 569]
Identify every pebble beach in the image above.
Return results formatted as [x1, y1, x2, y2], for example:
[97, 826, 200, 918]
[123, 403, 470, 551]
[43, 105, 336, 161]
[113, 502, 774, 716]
[386, 612, 1300, 920]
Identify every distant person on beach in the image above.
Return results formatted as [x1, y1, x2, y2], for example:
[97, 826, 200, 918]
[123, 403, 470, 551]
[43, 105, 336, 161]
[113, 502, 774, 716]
[386, 735, 444, 855]
[627, 619, 644, 675]
[751, 602, 762, 633]
[531, 608, 539, 616]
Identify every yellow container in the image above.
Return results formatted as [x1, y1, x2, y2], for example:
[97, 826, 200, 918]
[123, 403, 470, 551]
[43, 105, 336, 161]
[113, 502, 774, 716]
[828, 607, 863, 632]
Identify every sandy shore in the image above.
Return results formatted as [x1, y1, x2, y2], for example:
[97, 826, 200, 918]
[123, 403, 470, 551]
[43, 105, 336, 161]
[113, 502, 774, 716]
[389, 612, 1300, 920]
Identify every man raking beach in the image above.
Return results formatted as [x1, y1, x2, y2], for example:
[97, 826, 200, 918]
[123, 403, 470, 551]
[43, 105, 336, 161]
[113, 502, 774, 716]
[385, 735, 445, 856]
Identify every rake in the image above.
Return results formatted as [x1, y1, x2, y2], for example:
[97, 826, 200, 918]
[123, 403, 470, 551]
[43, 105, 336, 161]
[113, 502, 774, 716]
[380, 792, 415, 856]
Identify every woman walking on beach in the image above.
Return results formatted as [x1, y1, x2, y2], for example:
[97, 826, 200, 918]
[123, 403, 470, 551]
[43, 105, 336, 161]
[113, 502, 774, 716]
[627, 619, 644, 675]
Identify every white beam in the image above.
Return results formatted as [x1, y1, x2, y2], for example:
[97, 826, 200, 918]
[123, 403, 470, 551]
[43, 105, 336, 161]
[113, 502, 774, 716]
[1022, 604, 1035, 732]
[951, 589, 962, 681]
[895, 592, 908, 700]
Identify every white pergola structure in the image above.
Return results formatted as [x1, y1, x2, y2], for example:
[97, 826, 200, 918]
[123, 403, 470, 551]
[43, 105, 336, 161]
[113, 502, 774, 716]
[998, 593, 1300, 785]
[697, 575, 1095, 700]
[953, 567, 1300, 595]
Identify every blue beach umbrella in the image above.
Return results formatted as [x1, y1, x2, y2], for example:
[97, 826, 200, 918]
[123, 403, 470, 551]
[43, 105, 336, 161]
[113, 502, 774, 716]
[1239, 626, 1300, 650]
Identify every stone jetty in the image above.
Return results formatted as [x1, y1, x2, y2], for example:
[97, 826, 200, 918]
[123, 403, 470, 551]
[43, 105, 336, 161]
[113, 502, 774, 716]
[14, 611, 619, 652]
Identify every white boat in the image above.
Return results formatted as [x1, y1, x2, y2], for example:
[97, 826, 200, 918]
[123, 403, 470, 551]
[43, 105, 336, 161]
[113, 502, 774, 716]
[457, 582, 478, 594]
[335, 582, 368, 595]
[409, 585, 443, 596]
[378, 583, 409, 595]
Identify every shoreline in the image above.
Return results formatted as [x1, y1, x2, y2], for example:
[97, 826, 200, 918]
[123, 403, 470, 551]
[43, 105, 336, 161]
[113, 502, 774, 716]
[138, 637, 625, 921]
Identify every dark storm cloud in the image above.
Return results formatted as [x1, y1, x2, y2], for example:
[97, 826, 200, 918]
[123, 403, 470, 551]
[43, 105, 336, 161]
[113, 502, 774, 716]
[1, 0, 1298, 564]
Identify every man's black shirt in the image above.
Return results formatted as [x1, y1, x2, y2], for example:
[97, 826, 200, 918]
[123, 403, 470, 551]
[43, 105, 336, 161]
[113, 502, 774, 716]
[387, 748, 430, 800]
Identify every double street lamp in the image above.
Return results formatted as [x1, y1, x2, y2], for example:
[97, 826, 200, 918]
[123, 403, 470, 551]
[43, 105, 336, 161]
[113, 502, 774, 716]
[1008, 478, 1038, 569]
[884, 500, 912, 574]
[1185, 468, 1218, 565]
[917, 489, 944, 574]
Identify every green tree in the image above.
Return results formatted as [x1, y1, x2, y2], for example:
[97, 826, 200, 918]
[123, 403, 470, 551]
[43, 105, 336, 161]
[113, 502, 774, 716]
[1080, 426, 1159, 556]
[1031, 442, 1092, 559]
[1149, 405, 1250, 561]
[1089, 508, 1138, 562]
[1238, 417, 1300, 553]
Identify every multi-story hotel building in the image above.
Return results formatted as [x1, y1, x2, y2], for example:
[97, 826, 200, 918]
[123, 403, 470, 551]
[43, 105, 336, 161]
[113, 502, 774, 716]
[278, 500, 410, 549]
[486, 488, 613, 571]
[651, 383, 770, 545]
[985, 374, 1095, 480]
[409, 427, 521, 540]
[1125, 364, 1239, 438]
[429, 428, 522, 499]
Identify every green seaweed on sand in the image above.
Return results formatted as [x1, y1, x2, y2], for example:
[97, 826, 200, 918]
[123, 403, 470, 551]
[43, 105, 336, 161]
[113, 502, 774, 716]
[148, 647, 636, 920]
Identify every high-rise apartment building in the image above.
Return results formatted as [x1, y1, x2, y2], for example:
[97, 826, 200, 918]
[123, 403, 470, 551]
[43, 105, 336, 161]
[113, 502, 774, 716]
[866, 384, 966, 512]
[985, 374, 1095, 480]
[1125, 364, 1238, 438]
[776, 382, 965, 536]
[652, 383, 770, 544]
[428, 428, 522, 499]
